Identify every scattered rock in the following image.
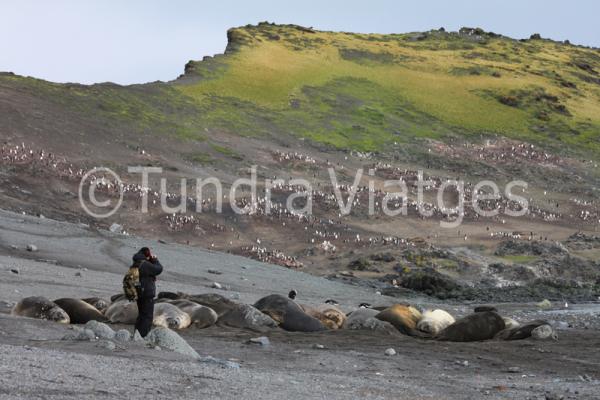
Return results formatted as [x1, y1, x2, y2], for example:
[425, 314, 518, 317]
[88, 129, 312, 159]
[246, 336, 270, 346]
[505, 366, 521, 373]
[85, 320, 115, 340]
[10, 268, 19, 274]
[312, 344, 325, 350]
[455, 360, 469, 367]
[207, 269, 222, 275]
[212, 282, 223, 289]
[114, 329, 131, 342]
[26, 244, 38, 252]
[157, 239, 168, 244]
[75, 271, 82, 277]
[109, 223, 123, 234]
[96, 340, 116, 351]
[62, 328, 97, 341]
[384, 348, 396, 356]
[133, 330, 145, 342]
[198, 356, 240, 369]
[145, 327, 200, 359]
[9, 245, 18, 250]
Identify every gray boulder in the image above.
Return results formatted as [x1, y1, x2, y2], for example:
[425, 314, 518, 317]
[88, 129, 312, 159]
[114, 329, 131, 342]
[146, 327, 199, 359]
[85, 320, 115, 340]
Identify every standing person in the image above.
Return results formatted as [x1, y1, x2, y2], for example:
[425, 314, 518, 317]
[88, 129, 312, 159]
[133, 247, 163, 337]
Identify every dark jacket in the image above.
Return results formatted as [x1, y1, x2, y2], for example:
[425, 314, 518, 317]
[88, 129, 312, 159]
[133, 251, 163, 299]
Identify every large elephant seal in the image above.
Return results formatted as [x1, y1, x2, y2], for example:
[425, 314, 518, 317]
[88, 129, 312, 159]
[164, 299, 218, 329]
[436, 311, 505, 342]
[11, 296, 70, 323]
[254, 294, 326, 332]
[375, 304, 423, 336]
[105, 300, 138, 324]
[417, 309, 456, 336]
[82, 298, 110, 314]
[53, 298, 107, 324]
[301, 304, 346, 330]
[153, 303, 191, 330]
[218, 304, 278, 331]
[495, 320, 550, 341]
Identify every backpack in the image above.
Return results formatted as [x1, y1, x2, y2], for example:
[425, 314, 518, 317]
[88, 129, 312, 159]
[123, 263, 141, 301]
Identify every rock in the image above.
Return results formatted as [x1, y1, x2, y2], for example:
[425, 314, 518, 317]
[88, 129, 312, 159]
[109, 223, 123, 234]
[75, 271, 82, 277]
[145, 327, 200, 359]
[9, 245, 18, 250]
[455, 360, 469, 367]
[198, 356, 240, 369]
[10, 268, 19, 274]
[505, 366, 521, 373]
[96, 340, 116, 351]
[537, 299, 552, 309]
[133, 330, 146, 342]
[207, 269, 222, 275]
[62, 328, 97, 341]
[158, 239, 168, 244]
[85, 320, 115, 340]
[26, 244, 38, 252]
[246, 336, 270, 346]
[384, 348, 396, 356]
[531, 325, 557, 340]
[212, 282, 223, 289]
[312, 344, 325, 350]
[114, 329, 131, 342]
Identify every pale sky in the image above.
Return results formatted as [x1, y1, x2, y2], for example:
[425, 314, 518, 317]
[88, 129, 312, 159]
[1, 0, 599, 84]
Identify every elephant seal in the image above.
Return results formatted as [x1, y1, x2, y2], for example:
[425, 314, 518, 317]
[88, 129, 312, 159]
[502, 317, 520, 330]
[53, 298, 107, 324]
[153, 303, 191, 330]
[110, 293, 127, 303]
[105, 300, 138, 324]
[343, 308, 398, 333]
[165, 299, 218, 329]
[375, 304, 424, 336]
[436, 311, 505, 342]
[218, 304, 278, 331]
[11, 296, 70, 323]
[474, 306, 498, 313]
[417, 309, 456, 336]
[301, 304, 346, 330]
[82, 298, 110, 314]
[495, 320, 549, 341]
[158, 292, 238, 317]
[254, 294, 326, 332]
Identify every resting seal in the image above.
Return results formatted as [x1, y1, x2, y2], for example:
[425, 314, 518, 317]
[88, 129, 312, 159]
[11, 296, 70, 323]
[417, 309, 456, 336]
[301, 304, 346, 330]
[105, 300, 138, 324]
[153, 303, 191, 330]
[158, 292, 238, 317]
[254, 294, 325, 332]
[82, 298, 110, 314]
[218, 303, 278, 331]
[53, 298, 107, 324]
[375, 304, 423, 336]
[343, 308, 397, 333]
[495, 320, 549, 340]
[164, 299, 218, 329]
[436, 311, 505, 342]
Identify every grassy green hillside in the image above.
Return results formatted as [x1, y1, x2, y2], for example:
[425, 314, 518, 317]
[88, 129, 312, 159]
[2, 23, 600, 156]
